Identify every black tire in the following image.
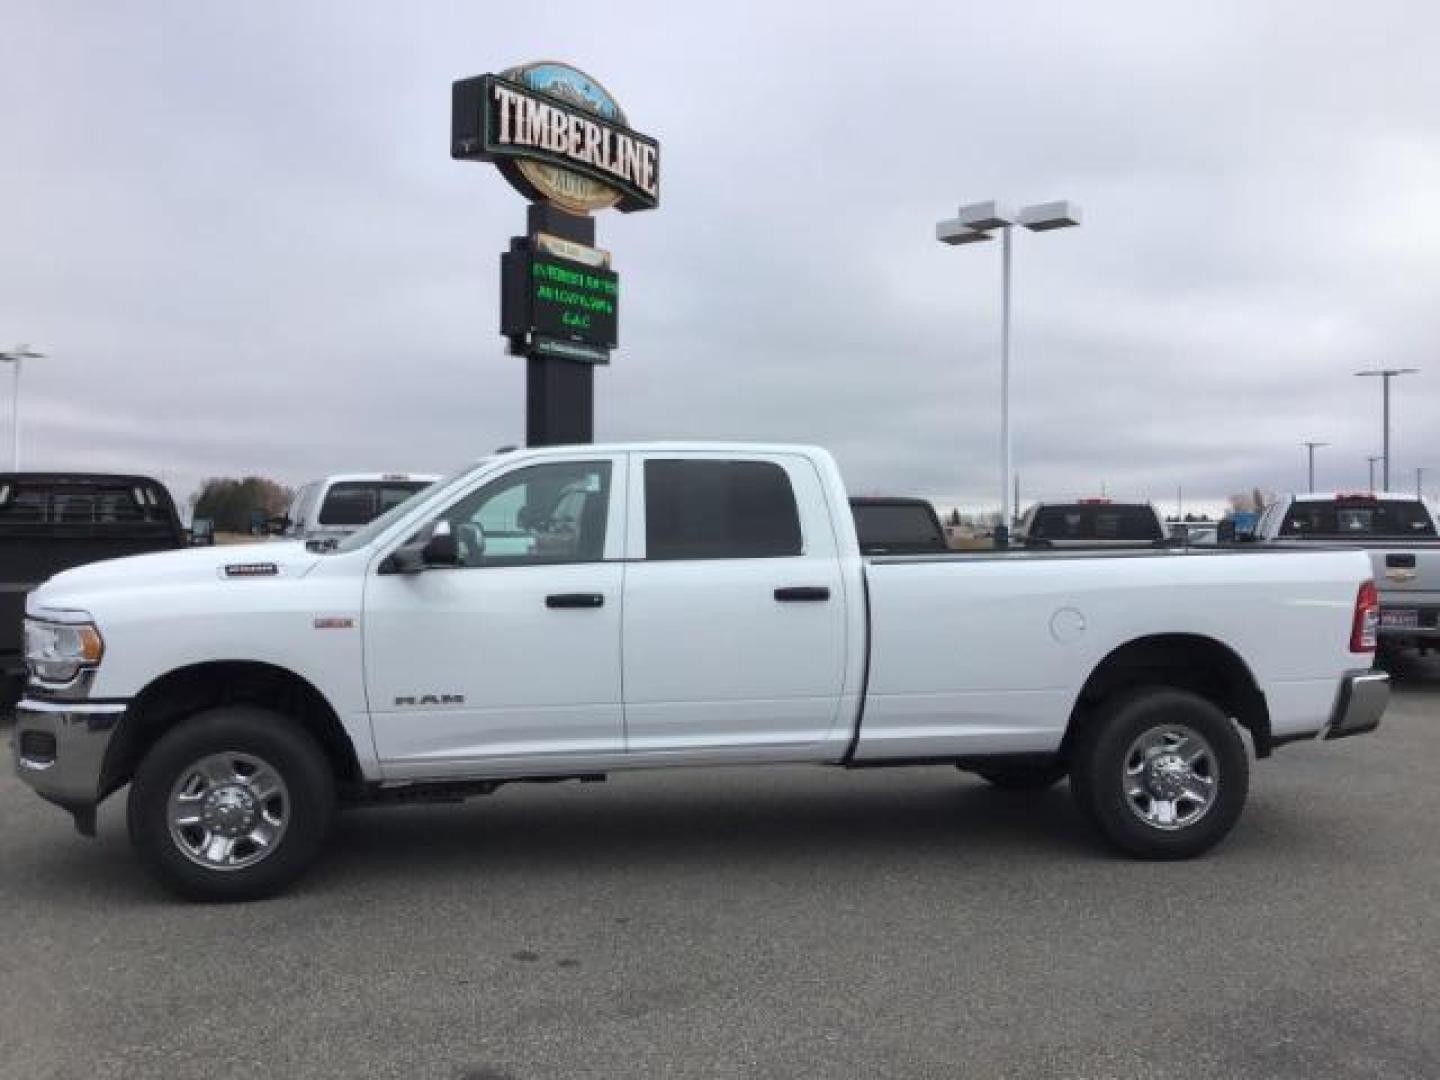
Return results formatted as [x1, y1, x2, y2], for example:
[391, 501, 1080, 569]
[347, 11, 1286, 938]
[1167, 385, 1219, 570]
[127, 706, 336, 901]
[1070, 687, 1248, 860]
[973, 762, 1067, 791]
[1374, 640, 1403, 672]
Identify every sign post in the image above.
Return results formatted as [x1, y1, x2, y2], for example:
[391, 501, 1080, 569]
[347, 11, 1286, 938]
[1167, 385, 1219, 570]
[452, 62, 659, 446]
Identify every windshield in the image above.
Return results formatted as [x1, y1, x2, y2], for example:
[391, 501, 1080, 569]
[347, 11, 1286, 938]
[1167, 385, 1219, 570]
[330, 464, 485, 553]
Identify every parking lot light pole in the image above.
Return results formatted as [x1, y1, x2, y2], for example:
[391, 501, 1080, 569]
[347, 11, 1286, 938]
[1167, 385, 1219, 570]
[936, 200, 1081, 547]
[0, 345, 44, 471]
[1355, 368, 1418, 491]
[1368, 456, 1383, 493]
[1302, 441, 1328, 493]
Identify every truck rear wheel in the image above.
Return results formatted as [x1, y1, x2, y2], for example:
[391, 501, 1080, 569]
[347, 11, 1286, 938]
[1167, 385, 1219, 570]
[1070, 688, 1248, 859]
[127, 706, 336, 901]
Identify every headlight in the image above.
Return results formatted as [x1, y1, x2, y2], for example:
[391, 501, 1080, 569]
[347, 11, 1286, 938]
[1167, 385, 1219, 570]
[23, 618, 104, 683]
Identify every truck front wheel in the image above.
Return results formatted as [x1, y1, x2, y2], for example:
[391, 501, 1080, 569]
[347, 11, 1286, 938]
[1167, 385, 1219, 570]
[1070, 688, 1248, 859]
[127, 706, 336, 901]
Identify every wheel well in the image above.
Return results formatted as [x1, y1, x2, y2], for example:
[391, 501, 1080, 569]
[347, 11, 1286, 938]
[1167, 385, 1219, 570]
[1066, 634, 1273, 758]
[101, 661, 364, 799]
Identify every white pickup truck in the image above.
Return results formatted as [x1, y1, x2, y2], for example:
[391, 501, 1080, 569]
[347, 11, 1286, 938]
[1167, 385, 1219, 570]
[13, 444, 1388, 900]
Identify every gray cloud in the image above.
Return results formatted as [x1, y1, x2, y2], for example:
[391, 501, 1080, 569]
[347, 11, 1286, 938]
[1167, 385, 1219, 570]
[2, 0, 1437, 515]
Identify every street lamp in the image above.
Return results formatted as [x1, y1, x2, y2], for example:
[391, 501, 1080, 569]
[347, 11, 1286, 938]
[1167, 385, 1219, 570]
[1367, 455, 1384, 493]
[936, 199, 1081, 547]
[1354, 367, 1418, 491]
[1301, 441, 1328, 492]
[0, 345, 44, 471]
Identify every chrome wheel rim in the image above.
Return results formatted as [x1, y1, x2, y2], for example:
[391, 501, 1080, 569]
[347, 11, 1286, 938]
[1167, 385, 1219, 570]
[1122, 725, 1218, 831]
[167, 752, 290, 871]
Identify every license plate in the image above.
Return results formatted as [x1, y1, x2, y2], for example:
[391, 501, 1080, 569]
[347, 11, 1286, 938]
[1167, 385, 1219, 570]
[1380, 609, 1419, 629]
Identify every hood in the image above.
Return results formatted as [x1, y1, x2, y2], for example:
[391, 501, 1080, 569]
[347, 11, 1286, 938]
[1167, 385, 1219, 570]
[30, 541, 322, 612]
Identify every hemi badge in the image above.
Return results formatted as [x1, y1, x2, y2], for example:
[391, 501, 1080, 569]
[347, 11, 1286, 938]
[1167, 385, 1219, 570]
[313, 617, 355, 630]
[224, 562, 278, 577]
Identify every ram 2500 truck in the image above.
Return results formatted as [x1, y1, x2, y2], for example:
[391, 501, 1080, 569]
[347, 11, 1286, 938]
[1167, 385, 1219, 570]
[13, 444, 1387, 900]
[1252, 492, 1440, 654]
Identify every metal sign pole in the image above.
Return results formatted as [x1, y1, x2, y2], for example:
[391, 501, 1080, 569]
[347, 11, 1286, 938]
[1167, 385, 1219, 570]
[524, 204, 596, 447]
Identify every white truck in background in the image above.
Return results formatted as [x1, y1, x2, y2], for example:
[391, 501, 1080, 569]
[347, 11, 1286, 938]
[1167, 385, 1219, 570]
[281, 472, 439, 548]
[1251, 492, 1440, 654]
[13, 444, 1387, 900]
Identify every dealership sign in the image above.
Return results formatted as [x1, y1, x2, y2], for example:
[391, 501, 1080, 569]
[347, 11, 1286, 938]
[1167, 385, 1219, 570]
[452, 62, 660, 214]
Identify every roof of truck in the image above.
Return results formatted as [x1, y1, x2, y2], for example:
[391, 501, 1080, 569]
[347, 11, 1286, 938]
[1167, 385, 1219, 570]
[0, 472, 168, 486]
[302, 473, 442, 485]
[1283, 492, 1430, 503]
[489, 442, 831, 456]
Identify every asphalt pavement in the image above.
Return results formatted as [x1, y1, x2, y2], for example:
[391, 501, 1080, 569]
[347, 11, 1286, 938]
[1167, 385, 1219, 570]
[2, 657, 1437, 1079]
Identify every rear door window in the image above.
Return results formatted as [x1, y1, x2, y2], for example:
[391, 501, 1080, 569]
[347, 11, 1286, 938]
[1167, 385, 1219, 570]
[644, 460, 802, 560]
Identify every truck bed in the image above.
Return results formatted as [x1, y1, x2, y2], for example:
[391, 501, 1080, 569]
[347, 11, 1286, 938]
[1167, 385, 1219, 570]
[856, 543, 1372, 763]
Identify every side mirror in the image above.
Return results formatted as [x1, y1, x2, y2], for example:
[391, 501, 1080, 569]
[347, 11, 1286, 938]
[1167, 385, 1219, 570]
[422, 522, 462, 566]
[380, 521, 462, 574]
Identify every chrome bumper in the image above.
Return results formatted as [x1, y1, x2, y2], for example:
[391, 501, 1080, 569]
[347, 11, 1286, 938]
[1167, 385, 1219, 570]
[1323, 669, 1389, 741]
[11, 698, 127, 831]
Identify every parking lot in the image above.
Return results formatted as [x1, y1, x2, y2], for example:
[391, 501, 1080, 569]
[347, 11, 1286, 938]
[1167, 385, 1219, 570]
[1, 659, 1436, 1080]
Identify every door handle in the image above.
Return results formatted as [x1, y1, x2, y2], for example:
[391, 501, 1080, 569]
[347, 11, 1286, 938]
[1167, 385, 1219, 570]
[774, 586, 830, 602]
[546, 593, 605, 609]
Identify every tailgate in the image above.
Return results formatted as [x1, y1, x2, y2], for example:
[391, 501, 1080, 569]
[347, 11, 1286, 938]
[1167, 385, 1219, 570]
[1367, 548, 1440, 596]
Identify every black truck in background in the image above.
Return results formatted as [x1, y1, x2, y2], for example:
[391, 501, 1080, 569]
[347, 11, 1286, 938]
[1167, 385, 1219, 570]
[849, 496, 950, 555]
[0, 474, 186, 705]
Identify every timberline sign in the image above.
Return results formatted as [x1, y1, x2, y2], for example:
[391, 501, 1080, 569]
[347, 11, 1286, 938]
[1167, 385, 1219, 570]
[452, 63, 660, 214]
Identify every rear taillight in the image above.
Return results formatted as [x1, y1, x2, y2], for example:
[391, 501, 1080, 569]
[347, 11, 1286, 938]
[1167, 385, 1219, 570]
[1351, 580, 1379, 653]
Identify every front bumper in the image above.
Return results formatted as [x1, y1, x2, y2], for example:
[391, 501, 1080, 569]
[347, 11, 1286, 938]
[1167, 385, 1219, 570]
[11, 697, 127, 831]
[1322, 669, 1389, 741]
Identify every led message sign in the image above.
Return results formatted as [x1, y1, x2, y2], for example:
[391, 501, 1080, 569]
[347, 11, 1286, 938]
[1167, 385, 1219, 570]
[502, 246, 619, 364]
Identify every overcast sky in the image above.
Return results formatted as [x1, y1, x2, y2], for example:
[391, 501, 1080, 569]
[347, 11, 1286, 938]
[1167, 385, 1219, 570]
[3, 0, 1438, 514]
